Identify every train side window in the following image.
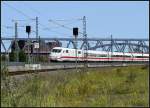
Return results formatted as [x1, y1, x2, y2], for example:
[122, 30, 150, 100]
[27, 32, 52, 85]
[78, 51, 81, 54]
[66, 50, 68, 53]
[112, 55, 123, 57]
[101, 54, 107, 57]
[135, 56, 147, 58]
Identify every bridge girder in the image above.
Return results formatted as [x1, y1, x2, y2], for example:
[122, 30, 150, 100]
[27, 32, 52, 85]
[1, 37, 149, 54]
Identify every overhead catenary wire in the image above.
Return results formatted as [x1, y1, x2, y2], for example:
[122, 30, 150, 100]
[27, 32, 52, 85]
[2, 25, 27, 28]
[24, 4, 79, 37]
[2, 2, 37, 35]
[40, 23, 70, 36]
[3, 2, 99, 42]
[3, 2, 32, 19]
[48, 19, 84, 35]
[2, 25, 14, 29]
[49, 17, 97, 38]
[12, 19, 35, 22]
[2, 25, 36, 36]
[25, 4, 83, 36]
[49, 19, 73, 30]
[3, 2, 86, 37]
[3, 2, 46, 34]
[46, 19, 82, 31]
[26, 5, 41, 15]
[54, 18, 83, 21]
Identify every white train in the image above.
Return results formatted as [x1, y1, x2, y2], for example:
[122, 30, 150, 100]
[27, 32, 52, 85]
[49, 47, 149, 62]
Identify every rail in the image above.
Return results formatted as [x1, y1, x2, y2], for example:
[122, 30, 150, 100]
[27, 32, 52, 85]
[5, 62, 148, 76]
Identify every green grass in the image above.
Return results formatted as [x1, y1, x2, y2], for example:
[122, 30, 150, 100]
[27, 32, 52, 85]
[1, 65, 149, 107]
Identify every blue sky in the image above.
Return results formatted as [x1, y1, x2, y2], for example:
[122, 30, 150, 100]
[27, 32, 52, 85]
[1, 1, 149, 39]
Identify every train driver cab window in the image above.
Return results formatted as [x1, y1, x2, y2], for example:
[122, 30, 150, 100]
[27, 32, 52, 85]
[66, 50, 69, 53]
[52, 49, 61, 53]
[57, 49, 61, 53]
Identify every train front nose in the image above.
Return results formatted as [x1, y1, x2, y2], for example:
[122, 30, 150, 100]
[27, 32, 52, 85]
[50, 54, 57, 60]
[50, 53, 61, 61]
[50, 48, 62, 61]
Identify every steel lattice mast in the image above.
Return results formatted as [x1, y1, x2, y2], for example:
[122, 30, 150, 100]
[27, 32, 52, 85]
[83, 16, 88, 72]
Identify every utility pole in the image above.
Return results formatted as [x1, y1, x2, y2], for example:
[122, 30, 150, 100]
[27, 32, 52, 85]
[75, 35, 77, 71]
[73, 27, 78, 72]
[141, 41, 144, 63]
[36, 17, 39, 63]
[111, 35, 113, 65]
[36, 17, 38, 39]
[14, 22, 19, 62]
[28, 32, 30, 64]
[123, 41, 125, 63]
[83, 16, 88, 72]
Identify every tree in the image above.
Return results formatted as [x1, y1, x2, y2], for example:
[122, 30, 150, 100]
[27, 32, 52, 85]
[1, 54, 6, 61]
[19, 50, 27, 62]
[9, 51, 15, 61]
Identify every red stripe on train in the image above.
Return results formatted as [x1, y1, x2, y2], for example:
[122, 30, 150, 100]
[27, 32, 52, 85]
[60, 56, 149, 60]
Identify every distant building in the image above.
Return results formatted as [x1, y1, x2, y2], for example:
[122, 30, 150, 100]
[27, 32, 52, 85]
[11, 40, 62, 55]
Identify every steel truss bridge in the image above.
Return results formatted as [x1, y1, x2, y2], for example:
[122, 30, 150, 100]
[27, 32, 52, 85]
[1, 37, 149, 54]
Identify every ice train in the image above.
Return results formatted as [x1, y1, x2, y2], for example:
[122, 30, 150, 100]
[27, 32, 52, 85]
[49, 47, 149, 62]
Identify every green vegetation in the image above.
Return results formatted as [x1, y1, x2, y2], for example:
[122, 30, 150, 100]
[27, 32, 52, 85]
[9, 51, 48, 62]
[1, 54, 6, 61]
[38, 55, 49, 62]
[9, 51, 16, 62]
[9, 50, 27, 62]
[19, 50, 27, 62]
[1, 65, 149, 107]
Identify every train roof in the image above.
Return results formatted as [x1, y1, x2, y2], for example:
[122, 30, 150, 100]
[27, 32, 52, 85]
[52, 47, 83, 51]
[52, 47, 149, 56]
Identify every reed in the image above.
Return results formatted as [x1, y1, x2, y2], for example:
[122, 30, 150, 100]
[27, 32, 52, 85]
[1, 65, 149, 107]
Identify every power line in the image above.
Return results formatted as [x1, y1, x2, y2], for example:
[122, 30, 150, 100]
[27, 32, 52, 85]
[1, 31, 13, 36]
[47, 19, 82, 31]
[2, 25, 31, 29]
[20, 4, 70, 36]
[54, 18, 82, 21]
[41, 26, 70, 36]
[12, 19, 35, 22]
[3, 2, 32, 19]
[2, 25, 14, 29]
[25, 4, 82, 28]
[49, 19, 72, 30]
[26, 5, 41, 15]
[48, 19, 84, 35]
[2, 2, 37, 31]
[3, 2, 93, 38]
[2, 2, 38, 36]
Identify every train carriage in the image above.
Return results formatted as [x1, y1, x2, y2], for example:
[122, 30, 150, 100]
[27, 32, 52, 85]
[49, 47, 149, 62]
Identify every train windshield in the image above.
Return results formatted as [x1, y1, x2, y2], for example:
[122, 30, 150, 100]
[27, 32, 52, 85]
[52, 49, 62, 53]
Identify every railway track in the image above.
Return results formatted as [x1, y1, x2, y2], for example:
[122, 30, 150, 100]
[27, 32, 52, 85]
[8, 67, 74, 76]
[2, 61, 148, 66]
[6, 62, 148, 76]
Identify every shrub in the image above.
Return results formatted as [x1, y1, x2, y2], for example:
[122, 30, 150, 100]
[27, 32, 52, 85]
[1, 65, 148, 107]
[1, 54, 6, 61]
[116, 68, 123, 77]
[9, 52, 16, 61]
[19, 50, 26, 62]
[141, 65, 148, 70]
[125, 71, 137, 84]
[112, 83, 134, 94]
